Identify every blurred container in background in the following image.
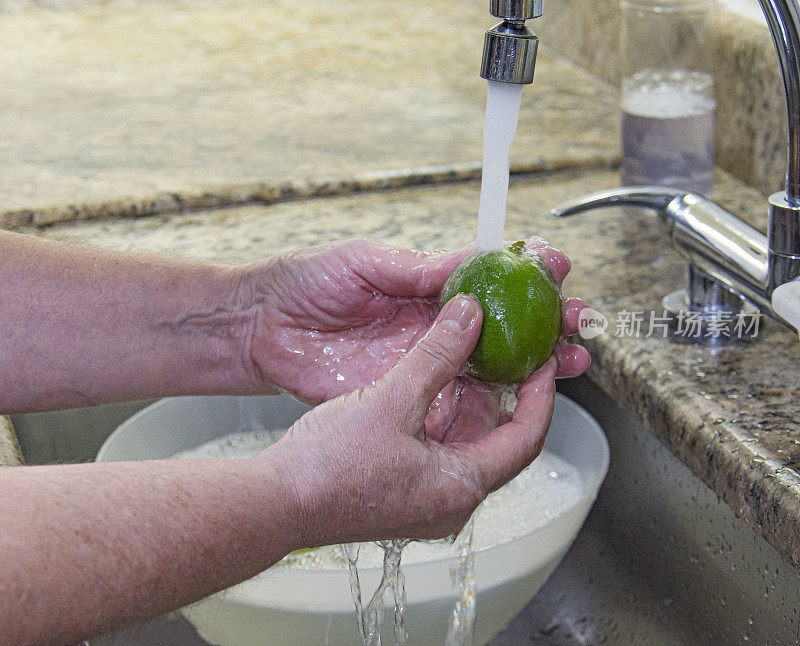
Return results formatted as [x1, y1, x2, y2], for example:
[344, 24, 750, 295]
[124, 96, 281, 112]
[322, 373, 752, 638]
[620, 0, 717, 196]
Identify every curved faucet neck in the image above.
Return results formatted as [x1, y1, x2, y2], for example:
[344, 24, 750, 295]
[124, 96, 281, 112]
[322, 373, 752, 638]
[759, 0, 800, 202]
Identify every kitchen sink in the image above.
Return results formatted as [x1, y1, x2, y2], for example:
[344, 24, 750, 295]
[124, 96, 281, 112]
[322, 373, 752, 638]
[11, 377, 800, 645]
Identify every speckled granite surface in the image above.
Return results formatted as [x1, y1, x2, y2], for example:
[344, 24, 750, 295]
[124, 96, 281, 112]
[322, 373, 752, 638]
[0, 0, 618, 221]
[0, 0, 788, 217]
[21, 167, 800, 568]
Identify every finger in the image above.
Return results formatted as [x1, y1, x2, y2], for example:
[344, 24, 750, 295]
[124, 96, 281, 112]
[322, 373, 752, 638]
[441, 378, 501, 444]
[427, 378, 501, 444]
[383, 295, 482, 413]
[561, 297, 588, 338]
[425, 379, 459, 442]
[521, 237, 571, 285]
[458, 358, 557, 493]
[554, 343, 591, 378]
[350, 240, 474, 298]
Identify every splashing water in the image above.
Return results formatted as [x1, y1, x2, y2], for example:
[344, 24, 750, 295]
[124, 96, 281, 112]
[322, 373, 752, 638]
[345, 538, 411, 646]
[344, 543, 366, 642]
[445, 520, 477, 646]
[475, 80, 524, 252]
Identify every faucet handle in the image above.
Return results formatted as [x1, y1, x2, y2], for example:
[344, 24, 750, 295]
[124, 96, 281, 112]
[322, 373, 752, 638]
[551, 186, 689, 218]
[771, 278, 800, 338]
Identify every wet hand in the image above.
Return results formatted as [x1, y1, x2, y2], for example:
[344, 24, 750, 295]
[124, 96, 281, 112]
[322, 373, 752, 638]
[236, 238, 589, 406]
[262, 295, 565, 544]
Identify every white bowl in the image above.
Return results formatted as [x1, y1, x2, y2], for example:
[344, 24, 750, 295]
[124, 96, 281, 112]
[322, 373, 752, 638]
[98, 393, 609, 646]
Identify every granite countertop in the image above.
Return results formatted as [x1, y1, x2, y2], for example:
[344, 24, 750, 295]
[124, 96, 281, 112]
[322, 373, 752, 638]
[0, 0, 617, 226]
[2, 0, 798, 574]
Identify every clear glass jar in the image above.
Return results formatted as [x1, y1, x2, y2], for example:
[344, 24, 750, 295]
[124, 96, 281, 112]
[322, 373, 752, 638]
[619, 0, 717, 195]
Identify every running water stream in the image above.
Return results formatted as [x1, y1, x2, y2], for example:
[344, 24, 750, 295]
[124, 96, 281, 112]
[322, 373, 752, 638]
[345, 539, 411, 645]
[445, 520, 477, 645]
[475, 80, 524, 252]
[344, 530, 476, 646]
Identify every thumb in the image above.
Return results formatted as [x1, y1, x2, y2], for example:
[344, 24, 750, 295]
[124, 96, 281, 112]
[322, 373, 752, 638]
[384, 294, 482, 408]
[461, 357, 557, 493]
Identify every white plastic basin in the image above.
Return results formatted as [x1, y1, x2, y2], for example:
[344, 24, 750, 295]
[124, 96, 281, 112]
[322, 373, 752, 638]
[97, 393, 609, 646]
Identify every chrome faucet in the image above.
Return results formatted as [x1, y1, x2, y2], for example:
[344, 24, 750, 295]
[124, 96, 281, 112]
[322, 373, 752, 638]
[480, 0, 541, 84]
[551, 0, 800, 335]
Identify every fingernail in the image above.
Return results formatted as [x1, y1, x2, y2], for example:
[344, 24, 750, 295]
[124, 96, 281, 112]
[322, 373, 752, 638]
[441, 294, 478, 331]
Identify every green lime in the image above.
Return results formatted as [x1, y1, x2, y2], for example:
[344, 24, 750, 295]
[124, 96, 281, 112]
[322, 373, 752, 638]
[289, 548, 316, 555]
[441, 241, 562, 384]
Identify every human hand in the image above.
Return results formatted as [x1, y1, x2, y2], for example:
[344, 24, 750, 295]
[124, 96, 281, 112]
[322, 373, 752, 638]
[236, 238, 589, 407]
[264, 293, 578, 546]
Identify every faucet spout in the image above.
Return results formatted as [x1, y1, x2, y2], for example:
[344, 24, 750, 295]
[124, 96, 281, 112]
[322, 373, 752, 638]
[554, 188, 772, 314]
[480, 0, 541, 84]
[757, 0, 800, 288]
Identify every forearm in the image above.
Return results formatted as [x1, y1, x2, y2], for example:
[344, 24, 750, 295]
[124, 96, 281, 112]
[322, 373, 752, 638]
[0, 230, 262, 412]
[0, 453, 300, 645]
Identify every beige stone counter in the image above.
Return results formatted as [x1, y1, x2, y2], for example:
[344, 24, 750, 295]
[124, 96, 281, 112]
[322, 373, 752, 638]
[0, 0, 618, 225]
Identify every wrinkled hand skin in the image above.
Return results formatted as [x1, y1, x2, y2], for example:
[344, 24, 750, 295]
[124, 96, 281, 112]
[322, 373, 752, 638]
[263, 295, 571, 546]
[241, 238, 591, 545]
[238, 238, 589, 404]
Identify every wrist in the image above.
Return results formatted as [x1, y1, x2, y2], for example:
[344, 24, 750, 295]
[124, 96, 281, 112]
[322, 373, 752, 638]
[251, 442, 319, 552]
[223, 261, 282, 396]
[158, 262, 260, 396]
[261, 437, 353, 549]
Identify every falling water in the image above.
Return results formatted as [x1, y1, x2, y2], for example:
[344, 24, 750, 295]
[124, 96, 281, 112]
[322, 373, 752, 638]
[313, 78, 526, 645]
[445, 520, 477, 645]
[475, 80, 524, 252]
[344, 543, 367, 642]
[346, 539, 411, 646]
